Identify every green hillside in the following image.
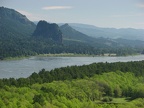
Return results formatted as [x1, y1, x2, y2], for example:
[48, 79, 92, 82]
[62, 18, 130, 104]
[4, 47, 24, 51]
[0, 61, 144, 107]
[60, 23, 94, 42]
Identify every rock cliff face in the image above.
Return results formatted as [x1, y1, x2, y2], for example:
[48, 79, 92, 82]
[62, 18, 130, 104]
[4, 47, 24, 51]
[33, 20, 62, 43]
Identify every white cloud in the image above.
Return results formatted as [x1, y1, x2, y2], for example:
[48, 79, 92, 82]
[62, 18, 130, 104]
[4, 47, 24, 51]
[42, 6, 72, 10]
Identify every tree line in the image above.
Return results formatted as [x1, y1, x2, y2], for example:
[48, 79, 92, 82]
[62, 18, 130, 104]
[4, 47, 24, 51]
[0, 60, 144, 88]
[0, 31, 143, 59]
[0, 70, 144, 107]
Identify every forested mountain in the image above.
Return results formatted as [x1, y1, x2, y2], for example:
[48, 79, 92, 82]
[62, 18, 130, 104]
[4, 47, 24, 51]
[0, 6, 144, 59]
[60, 24, 118, 48]
[115, 38, 144, 47]
[69, 23, 144, 41]
[0, 7, 36, 38]
[60, 23, 94, 42]
[0, 7, 36, 58]
[60, 24, 123, 48]
[60, 23, 144, 55]
[61, 23, 144, 53]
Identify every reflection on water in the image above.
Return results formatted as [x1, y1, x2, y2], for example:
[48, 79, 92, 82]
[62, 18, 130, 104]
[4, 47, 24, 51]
[0, 55, 144, 78]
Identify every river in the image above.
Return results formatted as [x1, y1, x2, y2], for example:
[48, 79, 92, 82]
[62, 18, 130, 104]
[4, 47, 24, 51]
[0, 55, 144, 78]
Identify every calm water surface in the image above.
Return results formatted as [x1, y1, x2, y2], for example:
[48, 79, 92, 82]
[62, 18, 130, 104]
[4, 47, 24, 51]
[0, 55, 144, 78]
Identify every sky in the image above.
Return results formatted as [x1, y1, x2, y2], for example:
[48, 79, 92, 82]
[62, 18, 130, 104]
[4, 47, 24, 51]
[0, 0, 144, 29]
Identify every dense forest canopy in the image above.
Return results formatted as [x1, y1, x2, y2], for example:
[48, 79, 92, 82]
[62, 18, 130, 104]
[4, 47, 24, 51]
[0, 61, 144, 107]
[1, 60, 144, 87]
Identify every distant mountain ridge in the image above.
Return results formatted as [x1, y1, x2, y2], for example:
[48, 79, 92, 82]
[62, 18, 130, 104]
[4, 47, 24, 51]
[59, 23, 144, 55]
[60, 23, 121, 48]
[35, 22, 144, 41]
[68, 23, 144, 41]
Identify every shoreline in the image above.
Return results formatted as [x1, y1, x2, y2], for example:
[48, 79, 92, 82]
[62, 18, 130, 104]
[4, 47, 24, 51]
[1, 53, 142, 61]
[36, 53, 141, 57]
[2, 56, 31, 61]
[37, 53, 99, 57]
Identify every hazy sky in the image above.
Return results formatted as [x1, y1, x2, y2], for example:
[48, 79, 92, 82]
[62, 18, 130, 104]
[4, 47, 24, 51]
[0, 0, 144, 29]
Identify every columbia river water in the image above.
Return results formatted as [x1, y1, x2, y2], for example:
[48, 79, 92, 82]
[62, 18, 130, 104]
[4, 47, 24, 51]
[0, 55, 144, 78]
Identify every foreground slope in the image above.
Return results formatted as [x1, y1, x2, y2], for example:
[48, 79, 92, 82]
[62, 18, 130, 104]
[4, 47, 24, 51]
[0, 61, 144, 107]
